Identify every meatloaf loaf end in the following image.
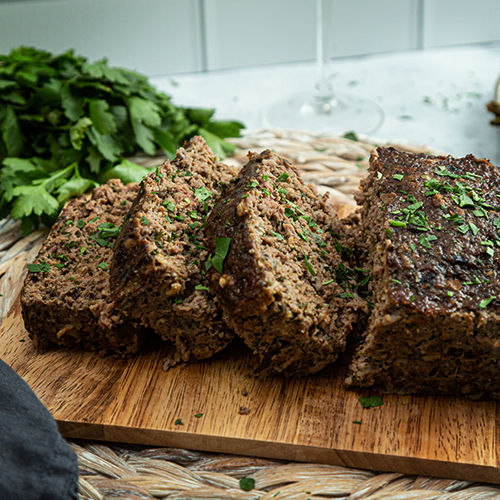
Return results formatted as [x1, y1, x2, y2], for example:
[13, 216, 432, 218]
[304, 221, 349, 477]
[346, 147, 500, 399]
[21, 179, 146, 357]
[204, 149, 368, 377]
[110, 136, 235, 365]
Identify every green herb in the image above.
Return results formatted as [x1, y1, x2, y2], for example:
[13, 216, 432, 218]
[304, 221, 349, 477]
[479, 296, 495, 309]
[248, 180, 259, 189]
[194, 186, 212, 201]
[353, 420, 362, 425]
[302, 251, 316, 275]
[163, 200, 175, 212]
[77, 219, 85, 229]
[358, 396, 384, 408]
[80, 246, 86, 255]
[97, 222, 121, 239]
[0, 46, 244, 233]
[96, 262, 109, 270]
[469, 222, 480, 235]
[269, 230, 284, 241]
[377, 172, 383, 180]
[239, 478, 255, 492]
[27, 261, 50, 273]
[390, 279, 402, 284]
[174, 419, 184, 426]
[277, 172, 289, 182]
[393, 174, 404, 181]
[122, 200, 127, 206]
[89, 216, 99, 224]
[447, 291, 454, 297]
[206, 237, 231, 272]
[140, 215, 149, 225]
[322, 279, 334, 285]
[195, 284, 209, 291]
[194, 413, 203, 418]
[343, 131, 358, 141]
[389, 220, 407, 228]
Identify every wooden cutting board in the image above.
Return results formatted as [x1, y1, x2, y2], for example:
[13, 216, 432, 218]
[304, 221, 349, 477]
[1, 204, 499, 484]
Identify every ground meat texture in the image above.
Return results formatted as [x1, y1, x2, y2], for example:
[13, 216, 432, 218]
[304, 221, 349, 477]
[346, 147, 500, 399]
[205, 150, 367, 377]
[21, 179, 146, 357]
[110, 136, 236, 365]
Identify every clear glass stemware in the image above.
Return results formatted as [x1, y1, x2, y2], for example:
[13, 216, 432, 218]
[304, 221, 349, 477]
[264, 0, 384, 135]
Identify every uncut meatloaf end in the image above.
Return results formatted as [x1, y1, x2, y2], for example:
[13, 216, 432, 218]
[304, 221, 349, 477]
[110, 136, 235, 365]
[346, 147, 500, 399]
[21, 179, 147, 357]
[205, 149, 368, 377]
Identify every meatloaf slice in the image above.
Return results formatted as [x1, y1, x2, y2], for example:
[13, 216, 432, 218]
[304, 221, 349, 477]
[204, 149, 368, 377]
[110, 136, 235, 365]
[21, 179, 146, 357]
[346, 147, 500, 399]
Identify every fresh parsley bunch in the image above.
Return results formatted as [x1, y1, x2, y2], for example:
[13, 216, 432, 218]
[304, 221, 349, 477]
[0, 46, 244, 232]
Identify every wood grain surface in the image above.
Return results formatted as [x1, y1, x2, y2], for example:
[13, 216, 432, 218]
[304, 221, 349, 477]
[1, 204, 499, 485]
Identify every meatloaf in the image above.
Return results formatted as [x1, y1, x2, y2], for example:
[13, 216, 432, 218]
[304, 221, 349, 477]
[21, 179, 146, 357]
[110, 136, 236, 365]
[346, 147, 500, 399]
[204, 149, 368, 377]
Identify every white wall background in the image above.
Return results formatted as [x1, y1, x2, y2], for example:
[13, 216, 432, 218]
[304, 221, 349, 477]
[0, 0, 499, 76]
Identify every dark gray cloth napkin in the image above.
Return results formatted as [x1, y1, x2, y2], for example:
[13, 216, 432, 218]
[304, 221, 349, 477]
[0, 358, 79, 499]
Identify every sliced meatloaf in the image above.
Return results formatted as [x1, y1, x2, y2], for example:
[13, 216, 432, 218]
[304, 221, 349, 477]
[347, 147, 500, 399]
[110, 136, 236, 365]
[21, 179, 146, 357]
[204, 149, 368, 377]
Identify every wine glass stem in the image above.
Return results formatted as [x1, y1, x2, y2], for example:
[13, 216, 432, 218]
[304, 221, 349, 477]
[315, 0, 333, 101]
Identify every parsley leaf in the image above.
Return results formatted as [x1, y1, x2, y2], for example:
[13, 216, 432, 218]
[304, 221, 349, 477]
[206, 237, 231, 273]
[358, 396, 384, 408]
[0, 46, 244, 232]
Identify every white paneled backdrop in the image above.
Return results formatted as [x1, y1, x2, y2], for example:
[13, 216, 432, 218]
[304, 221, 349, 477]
[0, 0, 500, 76]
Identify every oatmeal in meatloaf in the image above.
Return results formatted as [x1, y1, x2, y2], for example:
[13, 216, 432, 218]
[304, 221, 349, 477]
[21, 179, 147, 357]
[205, 149, 368, 377]
[347, 147, 500, 399]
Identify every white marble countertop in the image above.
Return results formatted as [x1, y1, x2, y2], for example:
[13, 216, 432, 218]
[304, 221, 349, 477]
[152, 42, 500, 164]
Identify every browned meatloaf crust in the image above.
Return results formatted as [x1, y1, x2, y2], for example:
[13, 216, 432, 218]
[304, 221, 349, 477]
[346, 147, 500, 399]
[204, 149, 368, 377]
[110, 136, 236, 365]
[21, 179, 146, 357]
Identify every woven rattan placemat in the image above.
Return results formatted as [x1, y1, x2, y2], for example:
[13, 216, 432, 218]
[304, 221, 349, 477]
[2, 129, 499, 500]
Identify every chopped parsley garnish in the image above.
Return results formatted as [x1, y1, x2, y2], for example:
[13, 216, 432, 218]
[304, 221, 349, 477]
[239, 478, 255, 492]
[248, 180, 259, 189]
[140, 215, 149, 225]
[174, 298, 183, 304]
[469, 222, 480, 235]
[206, 237, 231, 273]
[353, 420, 362, 425]
[174, 419, 184, 425]
[277, 172, 289, 182]
[302, 251, 316, 275]
[389, 220, 407, 228]
[479, 296, 495, 309]
[194, 413, 203, 418]
[97, 222, 121, 239]
[88, 216, 100, 224]
[96, 262, 109, 270]
[195, 284, 209, 291]
[322, 279, 334, 285]
[194, 186, 212, 201]
[390, 279, 402, 284]
[269, 230, 284, 241]
[377, 171, 383, 180]
[80, 246, 86, 255]
[358, 396, 384, 408]
[393, 174, 404, 181]
[163, 200, 175, 211]
[27, 261, 50, 273]
[77, 219, 85, 229]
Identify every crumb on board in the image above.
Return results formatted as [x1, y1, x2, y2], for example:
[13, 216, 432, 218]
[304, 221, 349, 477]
[238, 406, 250, 415]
